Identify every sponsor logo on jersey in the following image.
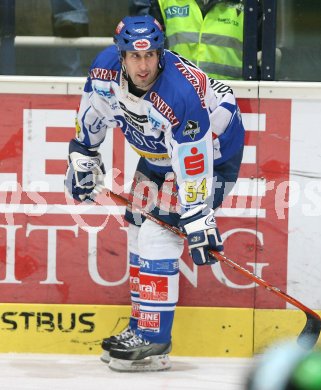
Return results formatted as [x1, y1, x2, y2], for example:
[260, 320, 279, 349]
[165, 5, 189, 19]
[93, 85, 115, 98]
[120, 102, 147, 123]
[139, 259, 150, 269]
[121, 121, 168, 153]
[119, 101, 148, 134]
[148, 108, 166, 132]
[133, 39, 151, 51]
[90, 68, 118, 81]
[139, 275, 168, 302]
[129, 276, 140, 292]
[138, 311, 160, 332]
[184, 147, 205, 176]
[139, 258, 179, 273]
[149, 92, 179, 126]
[175, 62, 206, 108]
[183, 120, 200, 140]
[132, 302, 140, 320]
[124, 113, 145, 133]
[130, 264, 140, 293]
[76, 158, 100, 171]
[205, 214, 216, 227]
[209, 78, 233, 96]
[88, 116, 107, 134]
[178, 140, 208, 179]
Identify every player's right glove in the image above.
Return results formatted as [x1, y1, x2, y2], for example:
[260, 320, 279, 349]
[65, 139, 105, 202]
[179, 204, 223, 266]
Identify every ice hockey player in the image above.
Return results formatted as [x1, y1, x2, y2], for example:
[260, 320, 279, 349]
[65, 15, 245, 372]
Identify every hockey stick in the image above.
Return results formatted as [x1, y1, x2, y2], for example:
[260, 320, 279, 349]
[99, 188, 321, 349]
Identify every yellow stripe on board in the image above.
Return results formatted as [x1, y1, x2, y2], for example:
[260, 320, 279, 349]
[0, 304, 319, 356]
[253, 309, 321, 353]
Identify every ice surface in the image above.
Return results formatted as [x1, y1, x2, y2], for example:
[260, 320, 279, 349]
[0, 354, 253, 390]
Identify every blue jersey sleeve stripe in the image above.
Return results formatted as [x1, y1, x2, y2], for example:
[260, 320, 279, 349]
[84, 77, 93, 93]
[220, 102, 236, 114]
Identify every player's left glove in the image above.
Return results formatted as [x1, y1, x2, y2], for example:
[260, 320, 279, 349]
[65, 139, 105, 202]
[179, 204, 223, 266]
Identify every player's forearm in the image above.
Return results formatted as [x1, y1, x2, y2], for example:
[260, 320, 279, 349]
[75, 92, 111, 148]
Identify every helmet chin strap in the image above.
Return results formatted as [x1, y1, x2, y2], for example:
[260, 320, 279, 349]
[121, 62, 128, 78]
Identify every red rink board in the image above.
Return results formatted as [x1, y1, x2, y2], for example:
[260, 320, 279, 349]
[0, 94, 291, 308]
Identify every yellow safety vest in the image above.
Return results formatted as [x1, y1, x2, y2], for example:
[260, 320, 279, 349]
[158, 0, 244, 79]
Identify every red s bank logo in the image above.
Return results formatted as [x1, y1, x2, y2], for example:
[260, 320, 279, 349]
[179, 140, 208, 179]
[184, 147, 205, 175]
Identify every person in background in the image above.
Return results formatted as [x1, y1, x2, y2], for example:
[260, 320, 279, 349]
[51, 0, 89, 37]
[50, 0, 89, 76]
[129, 0, 245, 80]
[129, 0, 151, 15]
[0, 0, 15, 75]
[65, 15, 244, 372]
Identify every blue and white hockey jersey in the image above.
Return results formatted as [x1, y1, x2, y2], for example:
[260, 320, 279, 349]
[76, 45, 244, 211]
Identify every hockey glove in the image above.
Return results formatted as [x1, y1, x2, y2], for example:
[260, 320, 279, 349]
[65, 139, 105, 202]
[179, 204, 223, 266]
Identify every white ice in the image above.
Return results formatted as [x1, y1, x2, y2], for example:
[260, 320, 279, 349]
[0, 354, 253, 390]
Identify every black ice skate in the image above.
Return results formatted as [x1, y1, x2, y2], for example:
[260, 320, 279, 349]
[100, 326, 135, 364]
[108, 334, 172, 372]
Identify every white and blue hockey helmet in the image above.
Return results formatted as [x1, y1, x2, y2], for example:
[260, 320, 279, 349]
[114, 15, 165, 67]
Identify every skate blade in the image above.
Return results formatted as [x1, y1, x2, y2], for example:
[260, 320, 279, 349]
[108, 354, 171, 372]
[100, 350, 111, 364]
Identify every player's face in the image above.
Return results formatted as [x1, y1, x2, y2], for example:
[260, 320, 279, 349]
[123, 50, 159, 90]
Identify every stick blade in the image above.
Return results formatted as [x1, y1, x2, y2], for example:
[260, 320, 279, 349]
[297, 313, 321, 349]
